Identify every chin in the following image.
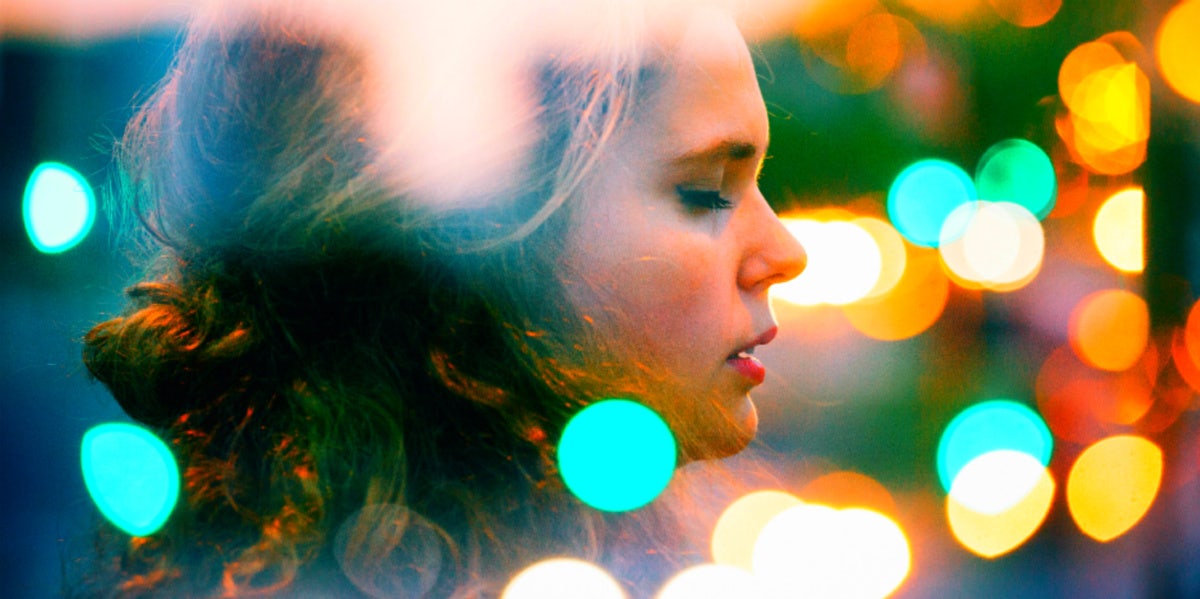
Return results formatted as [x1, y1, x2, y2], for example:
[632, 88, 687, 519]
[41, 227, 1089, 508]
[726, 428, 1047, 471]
[680, 395, 758, 462]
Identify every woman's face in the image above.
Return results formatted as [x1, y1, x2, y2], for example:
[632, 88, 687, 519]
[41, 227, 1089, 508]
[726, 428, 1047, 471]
[559, 10, 806, 460]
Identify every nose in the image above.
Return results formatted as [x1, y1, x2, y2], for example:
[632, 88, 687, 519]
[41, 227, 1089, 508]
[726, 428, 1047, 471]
[737, 192, 806, 293]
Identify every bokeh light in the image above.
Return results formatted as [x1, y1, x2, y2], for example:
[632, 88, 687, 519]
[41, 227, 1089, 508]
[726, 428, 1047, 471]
[1059, 42, 1125, 107]
[843, 244, 950, 340]
[947, 450, 1055, 558]
[897, 0, 987, 25]
[793, 2, 923, 94]
[333, 504, 445, 598]
[557, 399, 676, 512]
[655, 564, 764, 599]
[502, 558, 626, 599]
[773, 217, 883, 306]
[947, 449, 1048, 515]
[1049, 158, 1089, 218]
[1179, 298, 1200, 392]
[1057, 38, 1150, 175]
[843, 13, 906, 91]
[793, 0, 879, 40]
[889, 41, 968, 142]
[1093, 187, 1144, 273]
[22, 161, 97, 254]
[938, 201, 1044, 291]
[987, 0, 1062, 27]
[1067, 435, 1163, 542]
[887, 159, 977, 247]
[1156, 0, 1200, 104]
[975, 138, 1056, 219]
[711, 490, 804, 571]
[853, 217, 909, 299]
[1036, 344, 1156, 444]
[1172, 325, 1200, 394]
[1068, 289, 1149, 372]
[754, 503, 911, 599]
[936, 399, 1053, 494]
[80, 422, 180, 537]
[801, 470, 897, 515]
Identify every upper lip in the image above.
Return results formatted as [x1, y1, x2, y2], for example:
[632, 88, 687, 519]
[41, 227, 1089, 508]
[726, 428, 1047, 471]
[728, 326, 778, 358]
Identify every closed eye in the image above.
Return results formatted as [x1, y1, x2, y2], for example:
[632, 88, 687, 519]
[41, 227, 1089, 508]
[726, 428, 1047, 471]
[676, 186, 733, 212]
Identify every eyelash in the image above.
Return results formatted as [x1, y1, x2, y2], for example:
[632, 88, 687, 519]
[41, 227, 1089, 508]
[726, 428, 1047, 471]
[675, 186, 733, 212]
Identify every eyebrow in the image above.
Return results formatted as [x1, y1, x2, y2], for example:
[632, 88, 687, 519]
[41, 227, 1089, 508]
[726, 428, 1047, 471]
[666, 139, 761, 166]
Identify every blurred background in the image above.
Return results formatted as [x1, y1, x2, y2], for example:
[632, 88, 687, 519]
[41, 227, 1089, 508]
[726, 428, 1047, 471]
[3, 0, 1199, 596]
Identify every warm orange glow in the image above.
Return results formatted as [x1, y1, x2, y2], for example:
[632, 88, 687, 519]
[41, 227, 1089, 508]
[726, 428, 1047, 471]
[897, 0, 987, 25]
[844, 13, 904, 90]
[1070, 63, 1146, 136]
[1069, 289, 1149, 372]
[987, 0, 1061, 27]
[711, 490, 803, 571]
[1036, 344, 1157, 443]
[793, 0, 880, 40]
[1172, 326, 1200, 393]
[1093, 188, 1145, 273]
[1067, 435, 1163, 542]
[843, 244, 950, 340]
[1048, 158, 1089, 219]
[1071, 66, 1150, 174]
[1140, 345, 1195, 434]
[793, 2, 922, 94]
[947, 451, 1055, 558]
[1057, 38, 1150, 175]
[1097, 346, 1156, 426]
[801, 471, 897, 515]
[1057, 109, 1148, 176]
[1184, 297, 1200, 374]
[1156, 0, 1200, 104]
[1059, 42, 1126, 111]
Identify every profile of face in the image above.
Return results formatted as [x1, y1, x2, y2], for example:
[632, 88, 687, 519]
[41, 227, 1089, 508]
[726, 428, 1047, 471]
[560, 10, 806, 460]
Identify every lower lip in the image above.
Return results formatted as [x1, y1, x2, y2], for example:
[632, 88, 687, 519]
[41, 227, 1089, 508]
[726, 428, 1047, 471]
[726, 355, 766, 385]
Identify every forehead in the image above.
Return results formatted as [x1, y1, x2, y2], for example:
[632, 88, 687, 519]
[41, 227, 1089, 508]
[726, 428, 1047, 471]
[637, 10, 767, 159]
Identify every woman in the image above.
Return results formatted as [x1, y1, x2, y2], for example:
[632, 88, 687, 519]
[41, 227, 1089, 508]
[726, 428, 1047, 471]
[78, 0, 804, 596]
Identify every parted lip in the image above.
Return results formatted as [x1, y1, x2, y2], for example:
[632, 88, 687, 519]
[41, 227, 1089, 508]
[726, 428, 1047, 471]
[727, 325, 778, 358]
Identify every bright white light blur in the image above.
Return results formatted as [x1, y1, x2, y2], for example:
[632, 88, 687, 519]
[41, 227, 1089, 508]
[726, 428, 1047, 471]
[753, 503, 911, 599]
[502, 558, 626, 599]
[773, 218, 883, 306]
[939, 201, 1044, 290]
[753, 503, 837, 595]
[948, 450, 1047, 515]
[853, 217, 908, 299]
[962, 204, 1020, 280]
[1093, 187, 1144, 273]
[711, 490, 804, 571]
[946, 451, 1055, 558]
[655, 564, 763, 599]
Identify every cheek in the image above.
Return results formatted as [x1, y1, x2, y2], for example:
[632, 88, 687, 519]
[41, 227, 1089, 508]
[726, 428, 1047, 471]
[572, 230, 730, 364]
